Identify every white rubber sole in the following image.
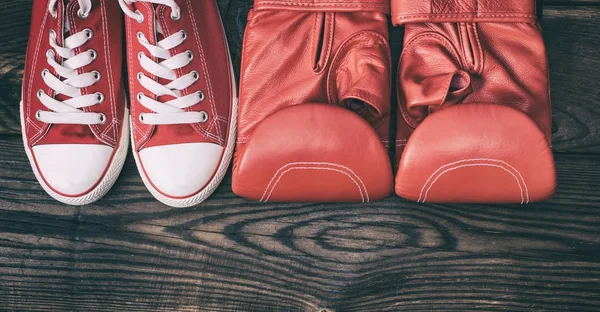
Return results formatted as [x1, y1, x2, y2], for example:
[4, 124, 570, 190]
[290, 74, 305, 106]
[20, 101, 130, 206]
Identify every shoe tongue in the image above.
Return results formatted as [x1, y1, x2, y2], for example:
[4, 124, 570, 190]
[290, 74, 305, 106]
[64, 17, 71, 35]
[156, 19, 164, 38]
[62, 0, 74, 35]
[154, 4, 171, 40]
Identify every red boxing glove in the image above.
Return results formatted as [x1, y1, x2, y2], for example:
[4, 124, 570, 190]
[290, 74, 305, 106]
[392, 0, 556, 203]
[233, 0, 393, 203]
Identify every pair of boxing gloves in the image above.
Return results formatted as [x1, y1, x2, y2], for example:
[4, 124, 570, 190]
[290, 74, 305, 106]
[232, 0, 556, 204]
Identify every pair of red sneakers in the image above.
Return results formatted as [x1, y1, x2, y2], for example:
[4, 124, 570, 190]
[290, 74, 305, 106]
[20, 0, 236, 207]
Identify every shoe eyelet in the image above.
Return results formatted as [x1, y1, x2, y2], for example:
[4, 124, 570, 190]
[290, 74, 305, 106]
[180, 30, 187, 40]
[197, 91, 205, 102]
[137, 92, 144, 102]
[35, 110, 42, 121]
[49, 29, 56, 40]
[191, 70, 199, 81]
[135, 10, 144, 23]
[137, 72, 144, 81]
[46, 49, 55, 59]
[138, 52, 144, 60]
[92, 71, 101, 81]
[83, 28, 93, 39]
[199, 111, 208, 123]
[95, 92, 105, 104]
[89, 49, 97, 61]
[36, 89, 44, 99]
[78, 9, 90, 19]
[41, 69, 50, 78]
[170, 11, 181, 21]
[138, 113, 145, 124]
[137, 31, 144, 41]
[186, 50, 194, 61]
[98, 113, 106, 124]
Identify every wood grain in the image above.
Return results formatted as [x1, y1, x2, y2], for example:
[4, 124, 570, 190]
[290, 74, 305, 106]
[544, 6, 600, 152]
[0, 133, 599, 311]
[0, 1, 599, 311]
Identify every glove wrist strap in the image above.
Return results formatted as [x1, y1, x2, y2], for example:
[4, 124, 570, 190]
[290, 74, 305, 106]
[391, 0, 536, 25]
[254, 0, 389, 13]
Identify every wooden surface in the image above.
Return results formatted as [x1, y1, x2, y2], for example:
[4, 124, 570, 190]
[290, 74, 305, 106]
[0, 0, 599, 311]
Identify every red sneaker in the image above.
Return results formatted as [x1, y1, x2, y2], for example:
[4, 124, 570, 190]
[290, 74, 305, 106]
[119, 0, 237, 207]
[21, 0, 129, 205]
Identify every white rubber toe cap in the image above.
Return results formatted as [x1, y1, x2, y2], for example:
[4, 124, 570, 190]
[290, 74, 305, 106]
[32, 144, 114, 196]
[138, 143, 223, 198]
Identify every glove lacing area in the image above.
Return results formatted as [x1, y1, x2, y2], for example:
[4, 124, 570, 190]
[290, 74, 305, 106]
[38, 0, 105, 125]
[118, 0, 207, 125]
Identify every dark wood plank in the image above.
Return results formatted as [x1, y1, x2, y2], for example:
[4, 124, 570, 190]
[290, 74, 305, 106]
[0, 1, 31, 54]
[0, 134, 599, 311]
[2, 135, 600, 260]
[0, 52, 24, 136]
[0, 239, 597, 311]
[544, 6, 600, 152]
[546, 0, 600, 4]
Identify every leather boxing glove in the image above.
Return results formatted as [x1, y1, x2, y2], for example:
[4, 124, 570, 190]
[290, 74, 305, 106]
[392, 0, 556, 203]
[233, 0, 393, 203]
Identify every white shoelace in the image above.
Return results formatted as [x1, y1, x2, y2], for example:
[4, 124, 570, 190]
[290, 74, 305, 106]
[38, 0, 105, 125]
[118, 0, 207, 125]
